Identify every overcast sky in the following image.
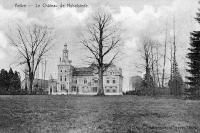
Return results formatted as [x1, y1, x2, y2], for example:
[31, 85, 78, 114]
[0, 0, 199, 91]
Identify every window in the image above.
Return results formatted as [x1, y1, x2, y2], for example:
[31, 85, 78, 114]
[54, 86, 57, 92]
[60, 76, 62, 81]
[113, 80, 116, 84]
[94, 80, 98, 83]
[65, 70, 67, 72]
[60, 70, 62, 72]
[61, 84, 65, 90]
[65, 76, 67, 81]
[93, 87, 97, 92]
[72, 87, 76, 92]
[113, 89, 116, 93]
[50, 87, 52, 93]
[74, 80, 77, 84]
[106, 89, 110, 92]
[107, 80, 109, 84]
[84, 79, 87, 84]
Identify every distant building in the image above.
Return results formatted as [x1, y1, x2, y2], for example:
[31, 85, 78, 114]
[48, 44, 123, 95]
[129, 76, 143, 91]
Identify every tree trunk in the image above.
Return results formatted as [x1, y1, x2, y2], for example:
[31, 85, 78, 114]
[170, 43, 173, 80]
[151, 47, 156, 84]
[162, 25, 168, 88]
[97, 67, 104, 96]
[29, 72, 34, 94]
[156, 44, 161, 87]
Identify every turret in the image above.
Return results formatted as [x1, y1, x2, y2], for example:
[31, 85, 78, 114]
[63, 44, 68, 61]
[57, 43, 73, 94]
[60, 43, 71, 65]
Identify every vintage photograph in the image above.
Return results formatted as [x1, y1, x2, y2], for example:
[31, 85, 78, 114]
[0, 0, 200, 132]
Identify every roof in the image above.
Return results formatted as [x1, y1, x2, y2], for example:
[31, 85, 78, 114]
[72, 67, 94, 76]
[72, 63, 121, 77]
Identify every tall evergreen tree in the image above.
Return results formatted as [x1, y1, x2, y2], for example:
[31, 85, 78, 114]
[186, 7, 200, 98]
[186, 31, 200, 97]
[168, 16, 183, 96]
[169, 59, 183, 96]
[0, 69, 9, 94]
[12, 71, 21, 94]
[8, 68, 14, 94]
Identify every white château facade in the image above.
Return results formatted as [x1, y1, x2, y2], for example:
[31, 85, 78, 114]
[48, 44, 123, 95]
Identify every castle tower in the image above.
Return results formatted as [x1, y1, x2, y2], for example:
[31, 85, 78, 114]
[57, 43, 73, 94]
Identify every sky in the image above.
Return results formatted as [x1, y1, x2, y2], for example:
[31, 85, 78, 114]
[0, 0, 199, 91]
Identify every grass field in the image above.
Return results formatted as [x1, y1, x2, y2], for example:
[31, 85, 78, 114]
[0, 95, 200, 133]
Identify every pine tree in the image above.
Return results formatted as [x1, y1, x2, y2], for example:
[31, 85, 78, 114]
[186, 7, 200, 98]
[0, 69, 9, 94]
[9, 71, 21, 95]
[13, 71, 21, 94]
[8, 68, 14, 94]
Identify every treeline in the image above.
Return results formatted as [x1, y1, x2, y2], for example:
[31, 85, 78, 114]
[134, 36, 184, 96]
[131, 17, 184, 97]
[127, 2, 200, 100]
[0, 68, 22, 95]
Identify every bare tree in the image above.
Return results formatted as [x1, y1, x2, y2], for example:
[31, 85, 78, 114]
[150, 45, 155, 82]
[155, 42, 162, 87]
[8, 24, 54, 93]
[137, 35, 166, 91]
[82, 9, 121, 96]
[161, 24, 168, 88]
[138, 37, 156, 95]
[170, 40, 173, 80]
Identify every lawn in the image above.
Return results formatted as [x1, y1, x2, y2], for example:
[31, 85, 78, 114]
[0, 95, 200, 133]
